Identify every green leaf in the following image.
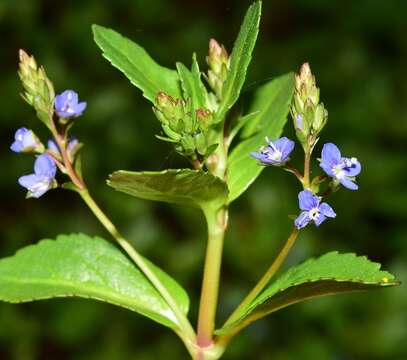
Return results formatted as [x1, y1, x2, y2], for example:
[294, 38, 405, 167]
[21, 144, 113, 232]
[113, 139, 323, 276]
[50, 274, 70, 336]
[108, 169, 229, 210]
[176, 55, 208, 110]
[216, 1, 262, 123]
[227, 72, 294, 203]
[0, 233, 189, 329]
[92, 24, 182, 103]
[217, 252, 398, 335]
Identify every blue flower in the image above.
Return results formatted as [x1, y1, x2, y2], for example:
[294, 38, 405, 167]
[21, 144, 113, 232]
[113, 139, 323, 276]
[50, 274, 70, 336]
[18, 154, 57, 198]
[319, 143, 361, 190]
[295, 190, 336, 229]
[10, 127, 43, 153]
[54, 90, 87, 118]
[251, 137, 295, 166]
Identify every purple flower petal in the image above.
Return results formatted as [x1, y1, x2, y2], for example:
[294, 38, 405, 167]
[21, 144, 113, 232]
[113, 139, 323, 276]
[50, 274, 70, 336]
[34, 154, 56, 178]
[339, 177, 358, 190]
[250, 151, 266, 161]
[314, 213, 326, 227]
[48, 140, 60, 153]
[295, 211, 311, 229]
[295, 114, 303, 131]
[321, 143, 341, 167]
[274, 137, 295, 160]
[75, 101, 87, 115]
[18, 174, 42, 188]
[319, 203, 336, 218]
[343, 158, 361, 177]
[298, 190, 319, 211]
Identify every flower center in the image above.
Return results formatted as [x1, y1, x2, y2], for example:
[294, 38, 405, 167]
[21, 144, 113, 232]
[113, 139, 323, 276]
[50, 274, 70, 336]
[308, 207, 320, 220]
[266, 139, 283, 161]
[343, 157, 358, 169]
[268, 149, 282, 161]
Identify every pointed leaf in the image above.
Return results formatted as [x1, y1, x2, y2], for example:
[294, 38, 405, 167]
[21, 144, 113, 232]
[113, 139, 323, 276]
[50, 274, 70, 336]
[108, 169, 228, 210]
[227, 72, 294, 203]
[92, 24, 182, 102]
[217, 252, 398, 335]
[0, 233, 189, 329]
[176, 55, 208, 110]
[216, 1, 262, 122]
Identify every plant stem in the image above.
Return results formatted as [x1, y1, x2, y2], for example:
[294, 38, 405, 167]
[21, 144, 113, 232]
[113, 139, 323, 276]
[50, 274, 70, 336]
[222, 227, 299, 328]
[303, 146, 311, 189]
[78, 189, 196, 346]
[197, 205, 228, 347]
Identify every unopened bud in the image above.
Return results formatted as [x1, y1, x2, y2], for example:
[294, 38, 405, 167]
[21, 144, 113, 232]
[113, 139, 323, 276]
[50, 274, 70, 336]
[312, 103, 328, 133]
[18, 50, 55, 128]
[205, 39, 229, 98]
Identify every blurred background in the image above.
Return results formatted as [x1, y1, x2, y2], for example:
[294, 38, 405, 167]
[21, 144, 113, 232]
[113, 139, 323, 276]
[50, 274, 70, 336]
[1, 0, 406, 359]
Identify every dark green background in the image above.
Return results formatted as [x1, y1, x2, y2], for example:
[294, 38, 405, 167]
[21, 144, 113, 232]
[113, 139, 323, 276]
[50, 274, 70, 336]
[1, 0, 406, 359]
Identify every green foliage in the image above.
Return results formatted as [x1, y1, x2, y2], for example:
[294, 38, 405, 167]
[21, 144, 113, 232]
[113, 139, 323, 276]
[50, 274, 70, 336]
[176, 55, 209, 111]
[0, 233, 189, 329]
[92, 25, 182, 103]
[108, 169, 228, 210]
[216, 1, 262, 123]
[227, 73, 294, 203]
[217, 252, 398, 335]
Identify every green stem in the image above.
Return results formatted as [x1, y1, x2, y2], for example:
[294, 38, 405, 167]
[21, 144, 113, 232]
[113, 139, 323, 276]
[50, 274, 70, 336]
[222, 227, 299, 328]
[78, 189, 196, 349]
[303, 146, 311, 189]
[197, 205, 228, 347]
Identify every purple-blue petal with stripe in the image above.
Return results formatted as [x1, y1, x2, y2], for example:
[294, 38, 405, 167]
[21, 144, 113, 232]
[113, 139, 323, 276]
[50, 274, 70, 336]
[298, 190, 319, 211]
[295, 211, 311, 229]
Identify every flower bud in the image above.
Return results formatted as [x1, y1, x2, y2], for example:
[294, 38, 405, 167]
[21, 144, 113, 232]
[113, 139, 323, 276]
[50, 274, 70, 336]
[18, 50, 55, 128]
[207, 39, 229, 75]
[10, 127, 44, 154]
[294, 63, 319, 106]
[312, 103, 328, 133]
[205, 39, 229, 98]
[291, 62, 327, 146]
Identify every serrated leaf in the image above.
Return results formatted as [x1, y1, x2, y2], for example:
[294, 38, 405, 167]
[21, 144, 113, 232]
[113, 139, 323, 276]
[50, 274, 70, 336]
[92, 24, 182, 103]
[176, 55, 208, 110]
[216, 1, 262, 123]
[227, 72, 294, 203]
[217, 251, 398, 335]
[0, 233, 189, 329]
[108, 169, 228, 210]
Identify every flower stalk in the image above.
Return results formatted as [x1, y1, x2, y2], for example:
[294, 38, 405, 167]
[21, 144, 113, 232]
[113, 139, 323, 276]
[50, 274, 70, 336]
[222, 227, 299, 329]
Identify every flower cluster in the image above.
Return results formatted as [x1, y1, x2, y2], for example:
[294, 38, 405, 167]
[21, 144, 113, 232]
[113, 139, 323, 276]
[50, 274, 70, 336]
[11, 89, 86, 198]
[250, 63, 361, 230]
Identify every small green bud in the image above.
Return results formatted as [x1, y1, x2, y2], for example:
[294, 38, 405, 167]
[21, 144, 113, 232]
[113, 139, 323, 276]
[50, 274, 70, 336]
[196, 108, 213, 131]
[312, 103, 328, 133]
[194, 132, 208, 156]
[180, 135, 196, 157]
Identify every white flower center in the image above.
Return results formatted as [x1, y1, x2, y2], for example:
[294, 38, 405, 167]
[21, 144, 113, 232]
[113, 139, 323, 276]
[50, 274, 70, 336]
[308, 207, 320, 220]
[265, 138, 283, 161]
